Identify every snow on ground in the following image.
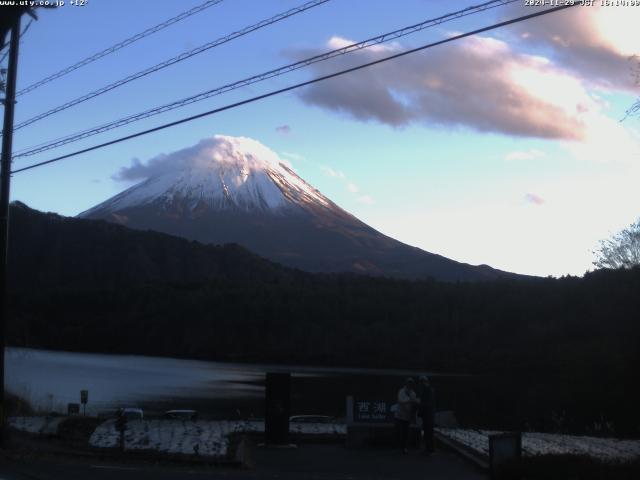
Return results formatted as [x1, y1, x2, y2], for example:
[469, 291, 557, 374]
[290, 421, 347, 436]
[89, 419, 243, 457]
[12, 416, 637, 463]
[437, 428, 640, 463]
[8, 416, 66, 435]
[89, 419, 347, 458]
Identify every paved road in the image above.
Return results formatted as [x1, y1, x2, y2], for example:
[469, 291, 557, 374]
[1, 445, 487, 480]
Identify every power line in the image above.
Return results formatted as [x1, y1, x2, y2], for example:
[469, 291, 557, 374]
[624, 99, 639, 119]
[0, 19, 33, 66]
[11, 3, 578, 175]
[13, 0, 519, 159]
[14, 0, 516, 157]
[15, 0, 226, 97]
[9, 0, 330, 133]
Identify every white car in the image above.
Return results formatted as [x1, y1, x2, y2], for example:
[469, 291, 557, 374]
[289, 415, 334, 424]
[163, 409, 198, 420]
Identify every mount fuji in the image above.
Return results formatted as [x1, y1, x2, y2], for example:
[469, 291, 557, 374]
[80, 135, 514, 281]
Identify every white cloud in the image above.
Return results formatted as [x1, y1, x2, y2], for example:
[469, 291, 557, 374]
[320, 164, 374, 205]
[114, 135, 288, 181]
[524, 193, 545, 206]
[346, 183, 359, 193]
[560, 112, 640, 165]
[505, 149, 547, 161]
[327, 35, 398, 53]
[292, 3, 640, 142]
[281, 151, 305, 161]
[357, 195, 375, 205]
[502, 3, 640, 92]
[293, 35, 601, 140]
[321, 166, 345, 179]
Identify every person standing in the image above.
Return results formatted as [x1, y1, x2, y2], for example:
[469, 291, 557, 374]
[418, 375, 435, 454]
[394, 377, 418, 454]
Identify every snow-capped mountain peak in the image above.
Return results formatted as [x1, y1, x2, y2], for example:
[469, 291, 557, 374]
[81, 135, 331, 216]
[79, 134, 516, 282]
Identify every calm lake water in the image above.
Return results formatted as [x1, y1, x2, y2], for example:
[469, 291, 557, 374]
[7, 347, 618, 434]
[6, 347, 438, 418]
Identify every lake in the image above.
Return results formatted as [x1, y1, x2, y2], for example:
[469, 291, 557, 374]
[6, 347, 437, 418]
[6, 347, 624, 434]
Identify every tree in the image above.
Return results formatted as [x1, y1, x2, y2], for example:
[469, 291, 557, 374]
[622, 55, 639, 121]
[593, 220, 640, 270]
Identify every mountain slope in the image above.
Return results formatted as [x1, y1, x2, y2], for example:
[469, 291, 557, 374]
[80, 135, 518, 282]
[8, 201, 291, 292]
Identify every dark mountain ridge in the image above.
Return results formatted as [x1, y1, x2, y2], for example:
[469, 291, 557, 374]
[8, 201, 293, 292]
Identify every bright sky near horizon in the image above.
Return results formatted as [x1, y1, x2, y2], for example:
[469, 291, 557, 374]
[4, 0, 640, 278]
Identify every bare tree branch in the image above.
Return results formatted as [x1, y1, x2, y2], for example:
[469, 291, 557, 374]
[593, 220, 640, 269]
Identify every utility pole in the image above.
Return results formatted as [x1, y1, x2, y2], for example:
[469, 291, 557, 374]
[0, 13, 22, 448]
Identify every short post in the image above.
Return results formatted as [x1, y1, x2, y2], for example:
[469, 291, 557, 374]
[264, 372, 291, 446]
[489, 432, 522, 480]
[346, 396, 354, 424]
[116, 412, 127, 453]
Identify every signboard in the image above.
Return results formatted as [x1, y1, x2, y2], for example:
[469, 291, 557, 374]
[80, 389, 88, 404]
[67, 403, 80, 415]
[351, 398, 393, 423]
[265, 372, 291, 445]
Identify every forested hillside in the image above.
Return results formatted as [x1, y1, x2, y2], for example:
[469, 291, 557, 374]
[7, 203, 640, 434]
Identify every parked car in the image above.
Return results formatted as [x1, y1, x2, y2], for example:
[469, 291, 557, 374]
[289, 415, 334, 424]
[163, 409, 198, 420]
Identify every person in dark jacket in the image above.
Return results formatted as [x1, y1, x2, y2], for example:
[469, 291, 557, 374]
[417, 375, 435, 454]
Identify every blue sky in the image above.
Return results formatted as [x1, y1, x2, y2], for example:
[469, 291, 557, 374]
[4, 0, 640, 277]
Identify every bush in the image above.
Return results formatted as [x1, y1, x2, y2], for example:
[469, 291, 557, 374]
[5, 392, 34, 416]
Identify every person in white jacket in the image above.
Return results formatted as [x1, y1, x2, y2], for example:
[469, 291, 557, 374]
[394, 377, 418, 453]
